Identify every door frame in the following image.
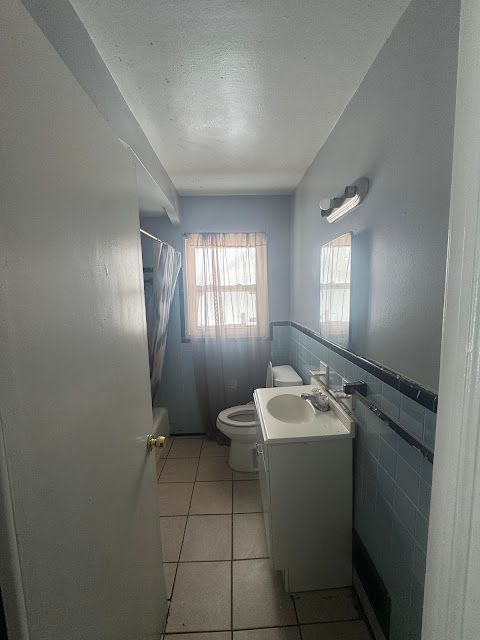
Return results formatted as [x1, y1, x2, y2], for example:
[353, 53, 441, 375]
[422, 0, 480, 636]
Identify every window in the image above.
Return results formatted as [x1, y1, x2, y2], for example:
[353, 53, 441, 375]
[184, 232, 268, 338]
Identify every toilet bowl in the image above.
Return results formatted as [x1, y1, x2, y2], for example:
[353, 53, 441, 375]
[216, 362, 303, 472]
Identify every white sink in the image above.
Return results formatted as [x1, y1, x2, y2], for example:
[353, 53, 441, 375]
[254, 384, 355, 444]
[266, 394, 315, 424]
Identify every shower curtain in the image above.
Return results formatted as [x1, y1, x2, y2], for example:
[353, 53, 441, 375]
[145, 239, 181, 406]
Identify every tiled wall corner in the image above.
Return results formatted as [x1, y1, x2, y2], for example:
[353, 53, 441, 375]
[271, 324, 290, 366]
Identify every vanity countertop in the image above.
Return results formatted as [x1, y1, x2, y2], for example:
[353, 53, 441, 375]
[253, 384, 355, 444]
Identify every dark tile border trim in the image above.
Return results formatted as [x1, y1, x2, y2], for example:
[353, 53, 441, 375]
[353, 391, 434, 464]
[271, 320, 438, 413]
[353, 530, 391, 639]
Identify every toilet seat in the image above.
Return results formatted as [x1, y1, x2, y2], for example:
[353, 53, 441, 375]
[216, 362, 302, 472]
[217, 404, 259, 428]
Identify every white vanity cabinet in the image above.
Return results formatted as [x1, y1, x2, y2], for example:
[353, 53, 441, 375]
[254, 384, 355, 593]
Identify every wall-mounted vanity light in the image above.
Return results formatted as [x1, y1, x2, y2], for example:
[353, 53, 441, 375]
[319, 177, 369, 223]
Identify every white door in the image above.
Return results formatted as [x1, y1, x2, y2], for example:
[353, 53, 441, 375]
[0, 2, 167, 639]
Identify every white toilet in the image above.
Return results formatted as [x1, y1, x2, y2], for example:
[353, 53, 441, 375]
[216, 362, 303, 472]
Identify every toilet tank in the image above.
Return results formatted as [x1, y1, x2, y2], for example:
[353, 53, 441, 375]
[266, 362, 303, 387]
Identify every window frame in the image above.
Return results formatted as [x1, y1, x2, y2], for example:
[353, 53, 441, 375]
[183, 233, 269, 339]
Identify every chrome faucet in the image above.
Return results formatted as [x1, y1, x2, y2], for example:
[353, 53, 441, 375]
[301, 390, 330, 412]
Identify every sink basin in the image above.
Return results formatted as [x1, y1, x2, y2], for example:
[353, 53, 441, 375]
[266, 394, 316, 424]
[254, 385, 355, 443]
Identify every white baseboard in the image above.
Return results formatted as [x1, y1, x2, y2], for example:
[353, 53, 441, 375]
[353, 569, 387, 640]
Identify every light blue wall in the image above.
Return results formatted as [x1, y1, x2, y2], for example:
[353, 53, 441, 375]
[290, 0, 459, 391]
[141, 195, 292, 433]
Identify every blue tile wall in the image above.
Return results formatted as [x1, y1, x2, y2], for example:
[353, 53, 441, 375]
[272, 323, 436, 640]
[271, 324, 290, 366]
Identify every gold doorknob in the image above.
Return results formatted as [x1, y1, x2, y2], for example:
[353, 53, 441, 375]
[147, 434, 166, 450]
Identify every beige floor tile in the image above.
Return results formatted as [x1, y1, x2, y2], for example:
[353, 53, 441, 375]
[156, 456, 166, 480]
[180, 515, 232, 561]
[232, 559, 297, 629]
[233, 470, 259, 481]
[160, 516, 187, 562]
[300, 620, 372, 640]
[293, 588, 362, 624]
[190, 481, 232, 515]
[233, 480, 262, 513]
[158, 483, 194, 516]
[197, 457, 233, 481]
[163, 563, 177, 599]
[169, 437, 204, 458]
[201, 440, 231, 457]
[159, 458, 198, 483]
[234, 629, 301, 640]
[166, 561, 231, 632]
[233, 513, 268, 559]
[165, 634, 230, 640]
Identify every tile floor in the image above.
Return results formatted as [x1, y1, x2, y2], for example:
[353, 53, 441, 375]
[157, 436, 372, 640]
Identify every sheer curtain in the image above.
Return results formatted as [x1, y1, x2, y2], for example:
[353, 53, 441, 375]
[185, 232, 270, 440]
[145, 239, 181, 406]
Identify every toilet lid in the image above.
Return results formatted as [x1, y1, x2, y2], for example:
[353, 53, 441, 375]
[218, 405, 259, 428]
[271, 365, 302, 386]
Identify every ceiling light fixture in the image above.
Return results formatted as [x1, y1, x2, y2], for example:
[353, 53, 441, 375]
[319, 177, 369, 223]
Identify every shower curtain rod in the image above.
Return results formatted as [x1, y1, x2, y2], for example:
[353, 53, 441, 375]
[140, 229, 181, 276]
[140, 228, 180, 256]
[140, 228, 164, 243]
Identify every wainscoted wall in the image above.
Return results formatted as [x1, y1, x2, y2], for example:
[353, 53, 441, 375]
[141, 195, 292, 433]
[285, 0, 458, 632]
[272, 322, 434, 640]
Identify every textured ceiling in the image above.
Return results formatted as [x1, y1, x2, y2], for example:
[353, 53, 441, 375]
[71, 0, 410, 195]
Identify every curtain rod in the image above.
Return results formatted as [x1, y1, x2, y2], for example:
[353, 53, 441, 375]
[140, 228, 181, 260]
[140, 228, 163, 242]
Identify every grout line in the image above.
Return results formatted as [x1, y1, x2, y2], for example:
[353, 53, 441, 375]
[292, 589, 303, 640]
[160, 479, 243, 485]
[175, 557, 235, 564]
[163, 478, 232, 482]
[168, 556, 270, 565]
[161, 511, 235, 517]
[164, 511, 263, 516]
[164, 458, 200, 631]
[164, 623, 302, 636]
[298, 617, 365, 628]
[235, 623, 303, 632]
[159, 480, 200, 484]
[195, 477, 234, 482]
